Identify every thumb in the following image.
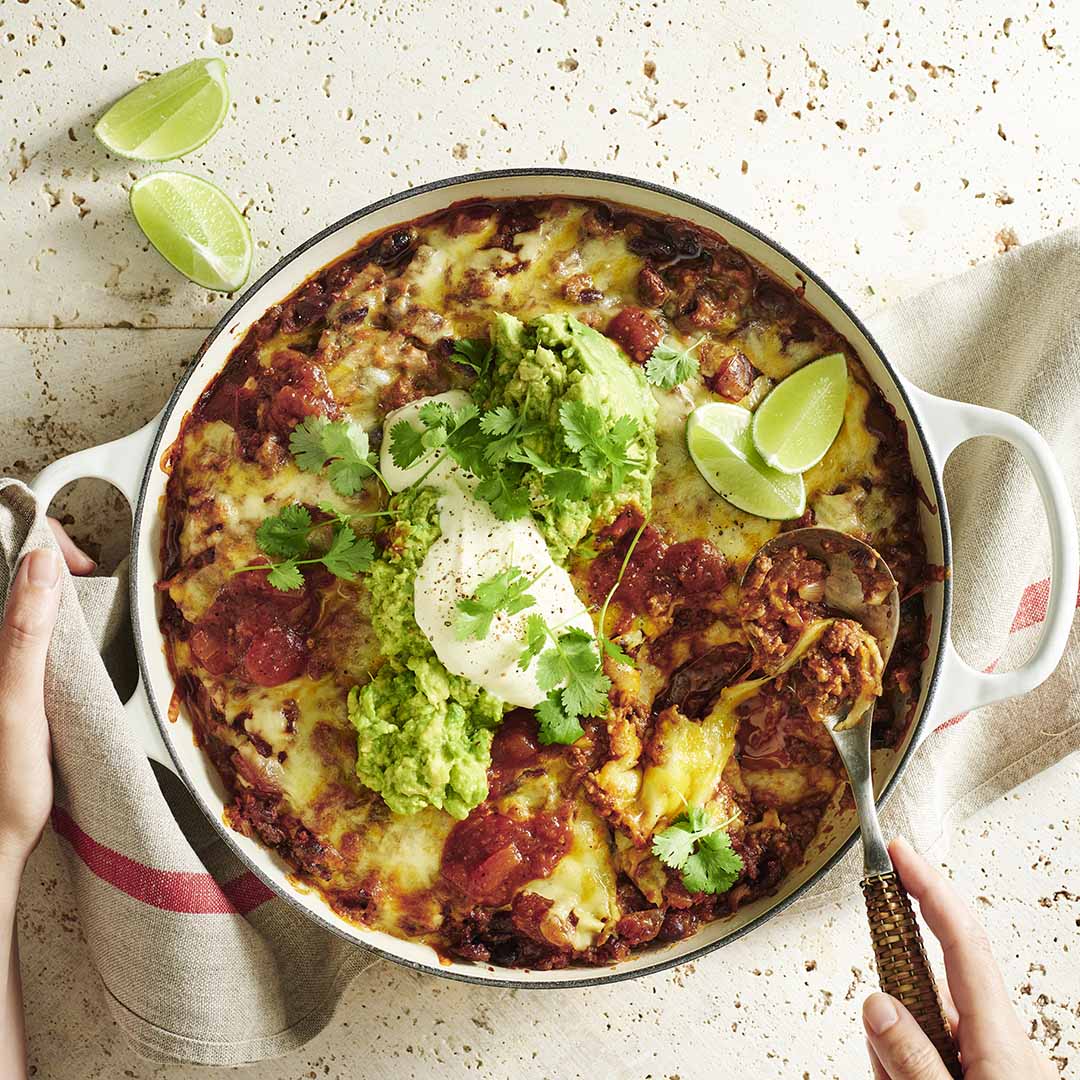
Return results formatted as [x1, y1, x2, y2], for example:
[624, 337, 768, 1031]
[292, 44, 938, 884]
[0, 549, 63, 699]
[863, 993, 952, 1080]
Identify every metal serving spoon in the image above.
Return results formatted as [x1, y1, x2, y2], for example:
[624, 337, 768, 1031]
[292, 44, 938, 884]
[743, 527, 962, 1078]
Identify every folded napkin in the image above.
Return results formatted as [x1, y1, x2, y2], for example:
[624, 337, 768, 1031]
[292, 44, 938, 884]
[2, 226, 1077, 1066]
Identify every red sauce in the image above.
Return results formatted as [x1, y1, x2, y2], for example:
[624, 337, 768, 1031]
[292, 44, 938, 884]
[194, 346, 339, 455]
[441, 712, 571, 907]
[588, 511, 728, 631]
[188, 571, 319, 687]
[441, 800, 573, 908]
[604, 306, 663, 365]
[487, 710, 545, 797]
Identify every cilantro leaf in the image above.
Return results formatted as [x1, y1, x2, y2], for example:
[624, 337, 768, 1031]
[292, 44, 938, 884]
[650, 819, 698, 870]
[454, 566, 541, 641]
[389, 419, 427, 469]
[558, 399, 606, 458]
[535, 643, 568, 693]
[477, 405, 544, 464]
[478, 405, 519, 437]
[388, 401, 481, 479]
[289, 417, 381, 497]
[558, 400, 641, 494]
[601, 636, 634, 666]
[651, 806, 744, 895]
[266, 559, 305, 591]
[475, 469, 531, 520]
[645, 337, 703, 389]
[450, 337, 491, 375]
[543, 467, 592, 502]
[534, 627, 611, 719]
[682, 830, 743, 895]
[536, 689, 585, 745]
[255, 505, 313, 558]
[323, 424, 377, 496]
[289, 416, 333, 472]
[321, 528, 375, 580]
[518, 613, 549, 670]
[443, 420, 489, 478]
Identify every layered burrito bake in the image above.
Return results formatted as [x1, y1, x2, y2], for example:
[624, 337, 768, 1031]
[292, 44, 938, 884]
[159, 197, 933, 967]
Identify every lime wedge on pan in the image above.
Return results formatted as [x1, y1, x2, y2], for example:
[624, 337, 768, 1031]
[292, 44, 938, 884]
[130, 172, 252, 292]
[94, 59, 229, 161]
[751, 353, 848, 475]
[687, 402, 806, 520]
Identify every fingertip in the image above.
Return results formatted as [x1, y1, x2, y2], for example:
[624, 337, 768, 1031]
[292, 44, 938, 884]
[863, 993, 950, 1078]
[888, 835, 936, 897]
[23, 548, 62, 589]
[46, 518, 96, 575]
[888, 834, 918, 866]
[2, 549, 63, 657]
[863, 992, 900, 1036]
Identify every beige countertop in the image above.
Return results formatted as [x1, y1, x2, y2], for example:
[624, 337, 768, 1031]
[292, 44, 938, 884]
[2, 1, 1077, 1076]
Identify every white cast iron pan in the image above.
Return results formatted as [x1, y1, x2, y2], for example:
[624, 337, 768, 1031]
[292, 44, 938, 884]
[31, 170, 1079, 988]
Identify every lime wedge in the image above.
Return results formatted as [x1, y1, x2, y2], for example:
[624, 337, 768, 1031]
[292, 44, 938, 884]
[751, 353, 848, 475]
[94, 59, 229, 161]
[687, 402, 806, 520]
[130, 172, 252, 292]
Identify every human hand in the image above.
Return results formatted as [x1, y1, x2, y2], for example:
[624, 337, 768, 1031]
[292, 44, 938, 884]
[863, 836, 1055, 1079]
[0, 522, 94, 869]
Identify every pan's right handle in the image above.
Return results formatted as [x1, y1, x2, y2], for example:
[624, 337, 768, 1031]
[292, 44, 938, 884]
[30, 412, 176, 771]
[907, 386, 1078, 721]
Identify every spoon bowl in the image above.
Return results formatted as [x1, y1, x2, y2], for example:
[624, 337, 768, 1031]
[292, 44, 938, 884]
[740, 526, 901, 675]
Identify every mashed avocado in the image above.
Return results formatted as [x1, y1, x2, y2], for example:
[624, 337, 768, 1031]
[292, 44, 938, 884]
[348, 487, 506, 818]
[480, 312, 657, 563]
[350, 312, 659, 818]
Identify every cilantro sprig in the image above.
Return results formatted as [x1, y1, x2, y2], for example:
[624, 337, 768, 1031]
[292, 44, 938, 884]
[645, 337, 704, 390]
[479, 405, 545, 464]
[290, 417, 390, 497]
[558, 401, 642, 494]
[453, 565, 547, 641]
[234, 503, 377, 591]
[518, 615, 611, 745]
[595, 519, 648, 666]
[389, 400, 480, 471]
[651, 806, 744, 895]
[387, 399, 537, 521]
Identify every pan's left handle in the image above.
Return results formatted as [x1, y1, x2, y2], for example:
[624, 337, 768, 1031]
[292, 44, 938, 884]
[30, 412, 162, 510]
[30, 412, 176, 771]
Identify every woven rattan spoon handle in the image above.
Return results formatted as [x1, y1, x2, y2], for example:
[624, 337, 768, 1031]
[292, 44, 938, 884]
[861, 871, 963, 1077]
[830, 713, 962, 1078]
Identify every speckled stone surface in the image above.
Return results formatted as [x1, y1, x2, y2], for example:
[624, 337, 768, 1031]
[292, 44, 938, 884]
[2, 2, 1077, 1076]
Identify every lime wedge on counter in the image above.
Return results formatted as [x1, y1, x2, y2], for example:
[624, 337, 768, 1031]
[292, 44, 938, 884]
[94, 59, 229, 161]
[130, 172, 252, 292]
[687, 402, 806, 520]
[751, 353, 848, 475]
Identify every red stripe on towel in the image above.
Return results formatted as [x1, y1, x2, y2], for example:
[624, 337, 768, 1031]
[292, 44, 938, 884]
[51, 806, 274, 914]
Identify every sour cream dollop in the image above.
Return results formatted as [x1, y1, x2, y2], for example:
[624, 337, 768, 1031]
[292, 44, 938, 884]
[381, 392, 595, 708]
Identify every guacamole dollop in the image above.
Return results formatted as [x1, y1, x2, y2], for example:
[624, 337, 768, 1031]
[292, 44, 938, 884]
[350, 312, 659, 819]
[348, 486, 506, 819]
[480, 312, 657, 564]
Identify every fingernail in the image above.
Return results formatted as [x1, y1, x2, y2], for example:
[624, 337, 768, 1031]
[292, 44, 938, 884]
[864, 993, 899, 1035]
[26, 549, 62, 588]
